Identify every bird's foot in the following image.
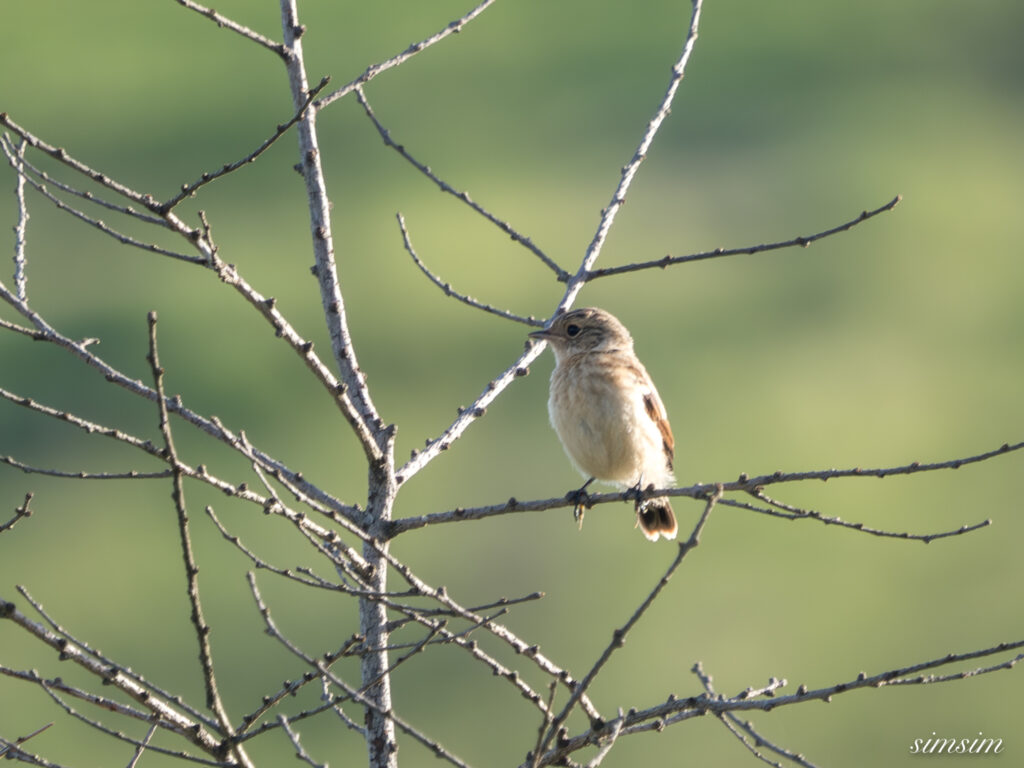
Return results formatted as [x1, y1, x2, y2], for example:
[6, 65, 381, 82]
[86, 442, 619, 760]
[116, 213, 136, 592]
[566, 478, 595, 529]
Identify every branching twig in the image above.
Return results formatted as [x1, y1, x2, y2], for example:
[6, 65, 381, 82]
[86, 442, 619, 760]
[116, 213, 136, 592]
[0, 492, 33, 535]
[584, 195, 901, 280]
[535, 485, 721, 760]
[529, 640, 1024, 766]
[0, 596, 222, 753]
[0, 722, 52, 760]
[278, 715, 327, 768]
[357, 85, 565, 278]
[695, 664, 820, 768]
[175, 0, 288, 58]
[557, 0, 704, 306]
[147, 311, 251, 768]
[316, 0, 499, 110]
[161, 76, 331, 212]
[396, 213, 544, 325]
[0, 455, 171, 481]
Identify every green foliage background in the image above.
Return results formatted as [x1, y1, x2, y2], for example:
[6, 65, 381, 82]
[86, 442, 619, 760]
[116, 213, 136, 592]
[1, 1, 1022, 766]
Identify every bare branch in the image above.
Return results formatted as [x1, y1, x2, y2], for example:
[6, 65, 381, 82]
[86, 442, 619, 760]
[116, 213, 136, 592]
[161, 76, 331, 212]
[0, 596, 223, 754]
[0, 722, 52, 760]
[147, 311, 240, 754]
[695, 664, 820, 768]
[316, 0, 499, 110]
[1, 455, 171, 481]
[278, 715, 327, 768]
[0, 136, 201, 264]
[244, 573, 474, 768]
[0, 133, 167, 228]
[126, 723, 159, 768]
[175, 0, 288, 58]
[0, 113, 160, 210]
[558, 0, 704, 305]
[13, 586, 219, 730]
[535, 485, 721, 760]
[396, 213, 544, 326]
[530, 639, 1024, 766]
[585, 195, 902, 280]
[396, 347, 543, 483]
[279, 3, 390, 468]
[391, 440, 1021, 537]
[357, 86, 565, 278]
[0, 492, 33, 535]
[9, 136, 28, 302]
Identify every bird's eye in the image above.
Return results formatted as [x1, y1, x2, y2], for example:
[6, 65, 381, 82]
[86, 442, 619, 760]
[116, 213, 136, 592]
[565, 324, 581, 337]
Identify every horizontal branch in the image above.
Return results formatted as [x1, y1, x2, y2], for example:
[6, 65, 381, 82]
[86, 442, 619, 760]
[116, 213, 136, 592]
[582, 195, 902, 280]
[0, 455, 171, 481]
[529, 638, 1024, 766]
[390, 440, 1021, 537]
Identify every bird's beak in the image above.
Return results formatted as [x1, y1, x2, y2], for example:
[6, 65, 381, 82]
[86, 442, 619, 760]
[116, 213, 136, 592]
[529, 328, 554, 341]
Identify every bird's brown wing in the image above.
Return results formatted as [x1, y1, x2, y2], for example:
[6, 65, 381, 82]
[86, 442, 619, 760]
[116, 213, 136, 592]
[641, 386, 674, 470]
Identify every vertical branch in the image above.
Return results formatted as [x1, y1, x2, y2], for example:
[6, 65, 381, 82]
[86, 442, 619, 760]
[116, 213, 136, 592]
[279, 3, 399, 766]
[147, 312, 253, 768]
[278, 1, 386, 463]
[11, 137, 29, 303]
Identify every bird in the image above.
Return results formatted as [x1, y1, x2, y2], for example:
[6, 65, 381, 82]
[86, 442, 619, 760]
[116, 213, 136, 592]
[529, 307, 678, 541]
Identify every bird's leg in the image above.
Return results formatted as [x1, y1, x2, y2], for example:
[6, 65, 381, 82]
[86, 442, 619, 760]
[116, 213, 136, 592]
[566, 477, 595, 529]
[628, 474, 648, 510]
[628, 474, 651, 529]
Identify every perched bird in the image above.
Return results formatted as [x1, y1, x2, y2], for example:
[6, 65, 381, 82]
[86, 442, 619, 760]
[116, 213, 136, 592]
[530, 307, 678, 541]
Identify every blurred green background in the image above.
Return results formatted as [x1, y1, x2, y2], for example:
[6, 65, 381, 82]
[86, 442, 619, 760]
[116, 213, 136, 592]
[1, 0, 1022, 765]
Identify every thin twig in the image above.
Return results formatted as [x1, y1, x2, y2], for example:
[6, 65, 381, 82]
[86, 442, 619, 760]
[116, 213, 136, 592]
[536, 484, 721, 759]
[585, 195, 902, 280]
[0, 596, 223, 754]
[396, 213, 544, 325]
[161, 76, 331, 212]
[0, 112, 161, 210]
[175, 0, 287, 58]
[695, 664, 820, 768]
[0, 492, 33, 535]
[557, 0, 704, 305]
[357, 86, 564, 277]
[0, 722, 52, 759]
[147, 311, 248, 767]
[316, 0, 499, 110]
[126, 723, 159, 768]
[244, 574, 474, 768]
[278, 715, 327, 768]
[0, 137, 201, 264]
[0, 133, 167, 228]
[584, 710, 625, 768]
[13, 586, 219, 730]
[529, 639, 1024, 766]
[0, 455, 171, 481]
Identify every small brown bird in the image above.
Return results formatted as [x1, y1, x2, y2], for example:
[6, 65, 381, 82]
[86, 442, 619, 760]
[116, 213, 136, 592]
[530, 307, 678, 541]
